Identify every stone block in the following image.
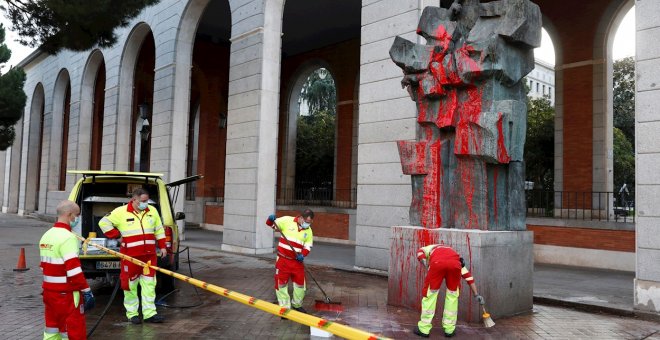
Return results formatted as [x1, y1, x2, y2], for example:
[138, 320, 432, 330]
[359, 77, 410, 105]
[356, 224, 392, 249]
[355, 245, 389, 270]
[636, 185, 660, 218]
[232, 13, 265, 38]
[637, 248, 660, 282]
[637, 218, 660, 250]
[357, 184, 411, 206]
[636, 90, 660, 123]
[357, 163, 409, 185]
[359, 118, 416, 144]
[358, 142, 403, 164]
[361, 10, 419, 44]
[356, 204, 410, 229]
[361, 31, 417, 64]
[362, 0, 417, 26]
[225, 136, 258, 155]
[637, 154, 660, 185]
[636, 59, 660, 92]
[359, 97, 416, 124]
[388, 226, 533, 322]
[636, 2, 660, 32]
[637, 122, 660, 154]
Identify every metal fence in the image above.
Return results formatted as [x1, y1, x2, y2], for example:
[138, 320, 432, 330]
[525, 190, 635, 222]
[277, 186, 357, 209]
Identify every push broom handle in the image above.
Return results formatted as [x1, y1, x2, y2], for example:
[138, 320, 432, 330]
[275, 222, 333, 303]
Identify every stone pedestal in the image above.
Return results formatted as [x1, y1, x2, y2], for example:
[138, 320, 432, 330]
[388, 226, 533, 323]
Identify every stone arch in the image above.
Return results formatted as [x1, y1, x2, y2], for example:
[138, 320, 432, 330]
[79, 49, 106, 171]
[23, 83, 45, 213]
[49, 69, 71, 192]
[116, 22, 153, 170]
[281, 59, 336, 196]
[596, 0, 635, 197]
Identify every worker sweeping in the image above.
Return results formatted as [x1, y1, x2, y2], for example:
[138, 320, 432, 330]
[40, 200, 95, 340]
[413, 244, 485, 338]
[266, 209, 314, 313]
[99, 188, 167, 324]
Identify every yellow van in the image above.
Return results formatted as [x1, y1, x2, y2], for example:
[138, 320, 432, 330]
[67, 170, 201, 292]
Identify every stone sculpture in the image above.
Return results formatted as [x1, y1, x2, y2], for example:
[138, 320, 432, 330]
[389, 0, 541, 231]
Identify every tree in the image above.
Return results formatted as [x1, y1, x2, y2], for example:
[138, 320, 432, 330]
[1, 0, 159, 53]
[613, 56, 635, 146]
[296, 69, 336, 190]
[0, 23, 26, 150]
[525, 96, 554, 190]
[613, 127, 634, 192]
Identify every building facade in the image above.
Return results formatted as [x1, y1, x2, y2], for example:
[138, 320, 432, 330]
[0, 0, 658, 315]
[527, 59, 555, 105]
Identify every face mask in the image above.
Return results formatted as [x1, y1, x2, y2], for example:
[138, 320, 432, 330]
[71, 216, 80, 228]
[300, 222, 311, 229]
[138, 202, 149, 211]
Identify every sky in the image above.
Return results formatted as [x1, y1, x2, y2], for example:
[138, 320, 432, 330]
[0, 6, 638, 72]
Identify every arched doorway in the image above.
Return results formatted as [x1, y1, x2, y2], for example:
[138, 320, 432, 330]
[50, 69, 71, 192]
[80, 50, 106, 171]
[130, 31, 155, 172]
[24, 84, 45, 213]
[182, 0, 231, 226]
[277, 0, 361, 242]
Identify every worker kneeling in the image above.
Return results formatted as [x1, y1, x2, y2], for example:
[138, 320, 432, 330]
[266, 209, 314, 314]
[414, 244, 484, 338]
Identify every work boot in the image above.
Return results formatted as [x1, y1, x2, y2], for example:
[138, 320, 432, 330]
[292, 306, 307, 314]
[129, 316, 141, 324]
[144, 314, 165, 323]
[413, 327, 429, 338]
[444, 331, 455, 338]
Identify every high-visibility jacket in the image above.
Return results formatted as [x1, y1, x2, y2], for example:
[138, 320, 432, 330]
[269, 216, 313, 259]
[99, 202, 166, 257]
[39, 222, 90, 292]
[417, 244, 475, 285]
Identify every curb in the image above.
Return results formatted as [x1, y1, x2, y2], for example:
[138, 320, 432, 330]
[533, 296, 660, 322]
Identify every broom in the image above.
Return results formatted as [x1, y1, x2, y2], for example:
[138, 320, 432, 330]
[481, 305, 495, 328]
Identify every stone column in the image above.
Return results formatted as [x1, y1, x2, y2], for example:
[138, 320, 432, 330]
[634, 1, 660, 316]
[221, 0, 282, 254]
[356, 0, 434, 270]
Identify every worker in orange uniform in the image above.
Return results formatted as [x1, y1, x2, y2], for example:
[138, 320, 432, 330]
[266, 209, 314, 313]
[413, 244, 485, 338]
[40, 200, 95, 340]
[99, 188, 167, 324]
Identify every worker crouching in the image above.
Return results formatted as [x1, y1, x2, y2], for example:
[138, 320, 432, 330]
[414, 244, 485, 338]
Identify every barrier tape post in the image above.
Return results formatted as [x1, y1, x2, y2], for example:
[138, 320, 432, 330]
[74, 234, 391, 340]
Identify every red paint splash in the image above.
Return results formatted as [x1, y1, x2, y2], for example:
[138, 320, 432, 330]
[496, 112, 511, 163]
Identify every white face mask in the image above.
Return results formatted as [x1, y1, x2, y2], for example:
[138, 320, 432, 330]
[138, 202, 148, 211]
[300, 222, 311, 229]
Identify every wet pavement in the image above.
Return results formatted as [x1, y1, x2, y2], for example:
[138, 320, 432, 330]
[2, 214, 660, 339]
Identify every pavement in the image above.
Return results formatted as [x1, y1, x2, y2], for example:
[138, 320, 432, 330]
[2, 214, 660, 339]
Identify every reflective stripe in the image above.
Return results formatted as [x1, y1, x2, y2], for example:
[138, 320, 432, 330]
[45, 327, 59, 334]
[119, 228, 151, 237]
[124, 298, 139, 305]
[43, 275, 67, 283]
[140, 275, 155, 282]
[443, 310, 458, 316]
[62, 252, 78, 261]
[40, 256, 64, 264]
[278, 241, 302, 253]
[67, 267, 83, 277]
[125, 240, 156, 248]
[99, 218, 114, 230]
[60, 332, 69, 339]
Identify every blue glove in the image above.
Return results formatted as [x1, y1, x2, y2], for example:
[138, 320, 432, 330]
[83, 290, 95, 311]
[296, 253, 304, 262]
[267, 214, 276, 223]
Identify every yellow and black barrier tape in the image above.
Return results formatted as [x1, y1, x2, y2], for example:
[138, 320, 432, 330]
[74, 233, 391, 340]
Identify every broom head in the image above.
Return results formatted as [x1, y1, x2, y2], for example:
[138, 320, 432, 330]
[314, 299, 344, 312]
[482, 311, 495, 328]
